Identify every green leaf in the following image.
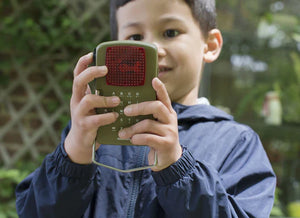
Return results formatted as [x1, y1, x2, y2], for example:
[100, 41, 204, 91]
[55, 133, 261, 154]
[290, 52, 300, 84]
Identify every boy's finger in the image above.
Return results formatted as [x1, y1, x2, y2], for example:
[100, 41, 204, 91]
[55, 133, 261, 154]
[72, 66, 107, 104]
[118, 119, 163, 140]
[124, 101, 171, 124]
[78, 94, 120, 115]
[152, 77, 172, 112]
[130, 133, 162, 148]
[73, 53, 93, 77]
[83, 112, 119, 129]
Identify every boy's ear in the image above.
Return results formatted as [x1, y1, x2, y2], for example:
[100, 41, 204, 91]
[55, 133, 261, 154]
[203, 29, 223, 63]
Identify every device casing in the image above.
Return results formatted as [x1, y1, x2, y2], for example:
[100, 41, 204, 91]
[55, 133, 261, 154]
[94, 41, 158, 145]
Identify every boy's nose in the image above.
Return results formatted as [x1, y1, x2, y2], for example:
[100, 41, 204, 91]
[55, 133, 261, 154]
[153, 42, 167, 57]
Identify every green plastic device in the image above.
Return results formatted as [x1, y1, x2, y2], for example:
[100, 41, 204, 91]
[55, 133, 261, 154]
[94, 40, 158, 145]
[92, 41, 158, 172]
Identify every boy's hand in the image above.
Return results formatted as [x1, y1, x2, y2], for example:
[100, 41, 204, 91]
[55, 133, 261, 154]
[118, 78, 182, 171]
[65, 53, 120, 164]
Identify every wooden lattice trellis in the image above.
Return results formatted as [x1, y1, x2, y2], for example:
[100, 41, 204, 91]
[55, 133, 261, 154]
[0, 0, 110, 168]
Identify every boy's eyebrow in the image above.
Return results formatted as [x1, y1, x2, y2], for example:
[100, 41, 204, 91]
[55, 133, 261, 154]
[120, 15, 187, 30]
[121, 22, 142, 30]
[159, 15, 187, 25]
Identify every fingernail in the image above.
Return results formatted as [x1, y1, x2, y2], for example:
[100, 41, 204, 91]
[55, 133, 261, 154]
[98, 66, 108, 72]
[156, 78, 163, 85]
[111, 97, 120, 104]
[124, 106, 132, 115]
[118, 130, 126, 138]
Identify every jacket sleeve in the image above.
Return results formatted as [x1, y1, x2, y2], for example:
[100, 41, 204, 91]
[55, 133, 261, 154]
[152, 130, 276, 218]
[15, 124, 98, 218]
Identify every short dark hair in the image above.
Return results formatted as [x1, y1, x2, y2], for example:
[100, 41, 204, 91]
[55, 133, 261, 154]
[109, 0, 217, 40]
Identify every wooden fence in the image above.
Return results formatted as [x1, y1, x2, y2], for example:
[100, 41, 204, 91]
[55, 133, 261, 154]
[0, 0, 110, 168]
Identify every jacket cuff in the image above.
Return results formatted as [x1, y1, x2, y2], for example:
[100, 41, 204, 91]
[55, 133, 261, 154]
[152, 149, 196, 186]
[50, 142, 98, 180]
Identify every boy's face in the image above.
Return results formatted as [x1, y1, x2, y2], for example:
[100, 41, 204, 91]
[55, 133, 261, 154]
[117, 0, 208, 105]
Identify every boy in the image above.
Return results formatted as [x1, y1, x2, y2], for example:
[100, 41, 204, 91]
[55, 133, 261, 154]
[16, 0, 276, 217]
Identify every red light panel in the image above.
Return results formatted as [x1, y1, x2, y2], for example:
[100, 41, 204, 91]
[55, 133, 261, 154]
[105, 46, 146, 86]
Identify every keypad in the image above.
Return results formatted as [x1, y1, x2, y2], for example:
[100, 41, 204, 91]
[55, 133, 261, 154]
[96, 90, 150, 135]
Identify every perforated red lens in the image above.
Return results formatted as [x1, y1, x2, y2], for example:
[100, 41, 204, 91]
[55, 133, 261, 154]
[105, 46, 146, 86]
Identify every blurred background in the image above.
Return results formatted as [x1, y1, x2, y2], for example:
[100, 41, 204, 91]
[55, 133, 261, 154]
[0, 0, 299, 217]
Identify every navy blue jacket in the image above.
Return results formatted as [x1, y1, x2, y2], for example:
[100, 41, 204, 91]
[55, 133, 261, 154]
[16, 103, 276, 218]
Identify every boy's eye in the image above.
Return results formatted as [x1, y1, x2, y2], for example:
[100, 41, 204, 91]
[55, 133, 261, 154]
[164, 29, 179, 38]
[128, 34, 143, 41]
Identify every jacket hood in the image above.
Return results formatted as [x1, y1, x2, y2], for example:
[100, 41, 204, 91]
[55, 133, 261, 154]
[172, 102, 233, 124]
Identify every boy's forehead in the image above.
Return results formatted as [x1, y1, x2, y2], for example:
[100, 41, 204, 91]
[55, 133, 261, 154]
[116, 0, 194, 25]
[117, 0, 186, 9]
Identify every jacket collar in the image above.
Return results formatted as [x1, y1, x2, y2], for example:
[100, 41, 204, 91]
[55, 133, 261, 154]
[172, 102, 233, 123]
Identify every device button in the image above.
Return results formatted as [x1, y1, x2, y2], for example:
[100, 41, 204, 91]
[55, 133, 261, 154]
[95, 89, 102, 96]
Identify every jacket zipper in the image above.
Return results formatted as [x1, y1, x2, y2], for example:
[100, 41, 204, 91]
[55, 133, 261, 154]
[126, 146, 147, 218]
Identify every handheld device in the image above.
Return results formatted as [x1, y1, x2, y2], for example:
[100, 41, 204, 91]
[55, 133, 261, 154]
[92, 41, 158, 172]
[93, 41, 158, 145]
